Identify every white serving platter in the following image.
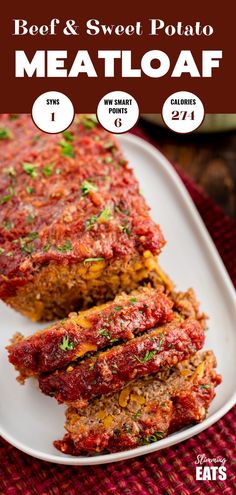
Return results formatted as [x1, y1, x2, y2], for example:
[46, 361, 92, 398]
[0, 132, 235, 465]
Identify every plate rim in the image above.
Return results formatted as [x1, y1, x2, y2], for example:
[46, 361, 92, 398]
[1, 131, 235, 465]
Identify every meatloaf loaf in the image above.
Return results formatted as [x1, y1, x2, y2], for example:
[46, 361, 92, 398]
[54, 351, 221, 455]
[39, 316, 205, 407]
[7, 286, 174, 380]
[0, 114, 166, 321]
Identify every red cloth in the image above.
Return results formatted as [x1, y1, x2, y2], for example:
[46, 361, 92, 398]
[0, 126, 235, 495]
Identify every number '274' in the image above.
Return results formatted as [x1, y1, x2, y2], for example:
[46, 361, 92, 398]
[172, 111, 194, 120]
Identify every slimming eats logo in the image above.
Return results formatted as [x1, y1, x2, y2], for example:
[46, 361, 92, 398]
[195, 454, 227, 481]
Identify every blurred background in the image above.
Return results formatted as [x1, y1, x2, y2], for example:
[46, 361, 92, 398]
[140, 115, 236, 219]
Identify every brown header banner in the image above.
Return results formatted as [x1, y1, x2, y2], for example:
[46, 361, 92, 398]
[0, 0, 235, 113]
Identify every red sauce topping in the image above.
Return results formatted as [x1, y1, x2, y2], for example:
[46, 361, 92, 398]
[8, 288, 173, 376]
[0, 114, 165, 297]
[39, 318, 205, 404]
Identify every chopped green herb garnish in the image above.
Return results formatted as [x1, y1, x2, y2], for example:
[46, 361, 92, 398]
[123, 423, 132, 432]
[59, 335, 75, 352]
[56, 240, 72, 253]
[2, 220, 14, 231]
[130, 297, 137, 304]
[59, 140, 74, 158]
[122, 223, 131, 235]
[63, 130, 74, 142]
[0, 192, 15, 205]
[81, 180, 98, 196]
[85, 215, 97, 231]
[94, 135, 100, 141]
[105, 156, 113, 164]
[27, 232, 38, 241]
[55, 168, 61, 175]
[200, 384, 211, 389]
[43, 244, 50, 253]
[141, 432, 164, 445]
[26, 214, 35, 224]
[0, 194, 12, 205]
[26, 186, 34, 195]
[114, 306, 122, 312]
[155, 431, 165, 439]
[21, 244, 33, 254]
[85, 207, 112, 230]
[42, 163, 54, 177]
[89, 363, 95, 370]
[134, 350, 157, 364]
[98, 207, 113, 222]
[0, 248, 13, 257]
[103, 141, 115, 150]
[22, 163, 38, 179]
[19, 232, 38, 254]
[83, 257, 105, 264]
[97, 329, 117, 343]
[115, 205, 129, 215]
[0, 127, 11, 140]
[98, 329, 111, 340]
[60, 319, 67, 324]
[83, 120, 96, 129]
[132, 410, 142, 421]
[119, 159, 126, 165]
[151, 334, 164, 350]
[81, 115, 98, 129]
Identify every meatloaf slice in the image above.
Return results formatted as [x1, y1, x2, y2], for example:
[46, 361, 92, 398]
[54, 351, 221, 455]
[39, 316, 205, 407]
[0, 114, 166, 321]
[7, 286, 174, 380]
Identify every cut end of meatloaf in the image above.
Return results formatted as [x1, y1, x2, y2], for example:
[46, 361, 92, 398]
[0, 114, 165, 320]
[54, 350, 221, 455]
[7, 285, 174, 380]
[4, 253, 171, 322]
